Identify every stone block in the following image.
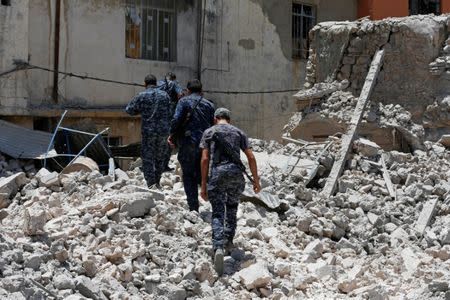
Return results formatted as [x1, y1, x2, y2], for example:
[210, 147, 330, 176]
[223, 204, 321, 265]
[75, 276, 107, 300]
[0, 172, 26, 199]
[23, 203, 47, 236]
[273, 260, 291, 277]
[54, 274, 76, 290]
[237, 261, 272, 290]
[270, 237, 291, 258]
[120, 192, 156, 218]
[353, 138, 381, 157]
[401, 247, 420, 276]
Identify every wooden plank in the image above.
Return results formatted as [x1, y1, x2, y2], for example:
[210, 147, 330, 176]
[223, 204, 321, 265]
[415, 197, 439, 236]
[321, 50, 385, 198]
[282, 136, 310, 145]
[380, 153, 396, 198]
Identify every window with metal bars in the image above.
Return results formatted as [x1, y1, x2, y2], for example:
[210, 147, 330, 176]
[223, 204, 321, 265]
[1, 0, 11, 6]
[125, 0, 177, 61]
[292, 2, 316, 59]
[409, 0, 441, 15]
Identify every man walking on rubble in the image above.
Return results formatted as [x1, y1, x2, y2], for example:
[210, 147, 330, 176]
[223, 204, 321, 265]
[168, 79, 215, 212]
[157, 72, 183, 171]
[199, 108, 261, 275]
[126, 74, 171, 188]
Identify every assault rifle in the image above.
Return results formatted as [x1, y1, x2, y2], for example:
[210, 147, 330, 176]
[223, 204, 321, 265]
[211, 132, 254, 184]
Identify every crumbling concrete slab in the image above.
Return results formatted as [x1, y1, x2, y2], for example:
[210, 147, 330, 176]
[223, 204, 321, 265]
[0, 172, 27, 208]
[415, 198, 439, 236]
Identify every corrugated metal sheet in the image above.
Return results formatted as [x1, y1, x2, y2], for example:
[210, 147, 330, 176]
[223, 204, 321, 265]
[0, 120, 58, 159]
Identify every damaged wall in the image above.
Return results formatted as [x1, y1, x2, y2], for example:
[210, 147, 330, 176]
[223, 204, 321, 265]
[201, 0, 357, 140]
[302, 15, 450, 143]
[1, 0, 357, 142]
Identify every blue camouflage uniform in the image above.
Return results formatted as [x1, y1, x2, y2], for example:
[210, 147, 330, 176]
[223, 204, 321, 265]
[170, 93, 215, 211]
[157, 79, 183, 115]
[157, 79, 183, 169]
[200, 123, 250, 250]
[126, 87, 171, 187]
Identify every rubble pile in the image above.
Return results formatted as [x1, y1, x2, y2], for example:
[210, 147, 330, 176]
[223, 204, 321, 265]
[0, 133, 448, 299]
[0, 154, 35, 178]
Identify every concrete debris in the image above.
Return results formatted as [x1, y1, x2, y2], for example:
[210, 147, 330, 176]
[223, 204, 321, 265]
[293, 80, 349, 101]
[61, 156, 99, 175]
[0, 134, 448, 299]
[0, 14, 450, 300]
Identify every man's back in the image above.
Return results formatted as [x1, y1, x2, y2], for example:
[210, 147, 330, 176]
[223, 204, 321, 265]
[171, 94, 215, 145]
[126, 88, 171, 135]
[200, 123, 249, 172]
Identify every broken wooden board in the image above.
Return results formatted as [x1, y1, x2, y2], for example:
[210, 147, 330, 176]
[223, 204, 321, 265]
[414, 197, 439, 236]
[380, 153, 395, 198]
[321, 49, 385, 198]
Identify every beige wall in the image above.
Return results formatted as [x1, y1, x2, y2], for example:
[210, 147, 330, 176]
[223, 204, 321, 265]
[0, 0, 357, 142]
[201, 0, 357, 140]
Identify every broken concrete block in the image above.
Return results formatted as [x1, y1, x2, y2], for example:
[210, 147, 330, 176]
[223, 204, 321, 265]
[53, 274, 76, 290]
[35, 168, 60, 187]
[428, 280, 449, 292]
[261, 227, 279, 241]
[401, 247, 420, 276]
[415, 198, 439, 235]
[269, 237, 291, 258]
[273, 259, 291, 277]
[441, 228, 450, 245]
[237, 261, 272, 290]
[24, 254, 43, 271]
[75, 276, 107, 300]
[23, 203, 47, 235]
[119, 192, 156, 218]
[353, 138, 381, 157]
[303, 239, 324, 258]
[367, 212, 382, 227]
[115, 168, 130, 182]
[61, 157, 99, 175]
[0, 172, 27, 200]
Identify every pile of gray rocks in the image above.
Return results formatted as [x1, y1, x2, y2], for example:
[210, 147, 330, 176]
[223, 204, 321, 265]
[0, 136, 449, 299]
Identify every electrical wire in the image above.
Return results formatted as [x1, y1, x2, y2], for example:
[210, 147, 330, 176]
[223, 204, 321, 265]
[1, 61, 302, 94]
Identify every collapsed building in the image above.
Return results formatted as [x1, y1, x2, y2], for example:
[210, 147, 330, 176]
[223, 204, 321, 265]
[286, 14, 450, 152]
[0, 13, 449, 300]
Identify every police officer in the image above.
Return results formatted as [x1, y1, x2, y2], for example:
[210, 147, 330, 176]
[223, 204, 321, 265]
[157, 72, 183, 171]
[168, 79, 215, 212]
[126, 74, 171, 188]
[157, 72, 183, 115]
[199, 108, 261, 275]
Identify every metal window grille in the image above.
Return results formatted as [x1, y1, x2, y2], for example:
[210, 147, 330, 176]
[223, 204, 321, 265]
[1, 0, 11, 6]
[292, 2, 316, 59]
[125, 0, 176, 61]
[409, 0, 441, 15]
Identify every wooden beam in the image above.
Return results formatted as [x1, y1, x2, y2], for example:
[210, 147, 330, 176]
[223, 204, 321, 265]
[321, 50, 385, 198]
[380, 153, 396, 198]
